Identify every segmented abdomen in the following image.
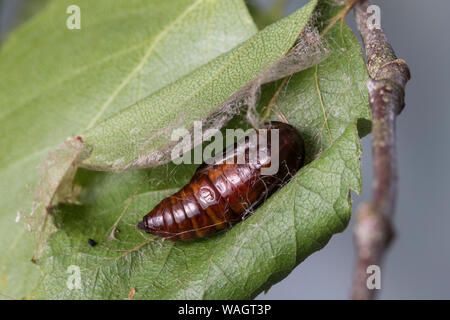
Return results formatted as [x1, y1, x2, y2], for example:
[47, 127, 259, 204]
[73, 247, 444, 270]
[138, 121, 305, 241]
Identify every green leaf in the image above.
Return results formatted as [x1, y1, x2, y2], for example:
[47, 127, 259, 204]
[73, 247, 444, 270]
[1, 0, 371, 300]
[0, 0, 258, 299]
[34, 1, 369, 299]
[36, 124, 363, 300]
[80, 0, 319, 170]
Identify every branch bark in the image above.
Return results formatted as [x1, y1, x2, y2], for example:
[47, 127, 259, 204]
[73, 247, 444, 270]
[352, 0, 411, 300]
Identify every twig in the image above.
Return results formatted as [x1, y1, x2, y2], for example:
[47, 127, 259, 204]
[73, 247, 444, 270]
[352, 0, 411, 300]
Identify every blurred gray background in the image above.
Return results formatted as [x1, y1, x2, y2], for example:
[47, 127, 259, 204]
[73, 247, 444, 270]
[1, 0, 449, 299]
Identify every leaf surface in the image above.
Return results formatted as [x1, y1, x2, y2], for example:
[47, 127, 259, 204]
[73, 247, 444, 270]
[0, 0, 371, 300]
[81, 0, 319, 170]
[35, 1, 369, 299]
[0, 0, 258, 299]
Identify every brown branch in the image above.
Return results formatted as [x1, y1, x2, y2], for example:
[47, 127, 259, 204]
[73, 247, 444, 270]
[351, 0, 411, 300]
